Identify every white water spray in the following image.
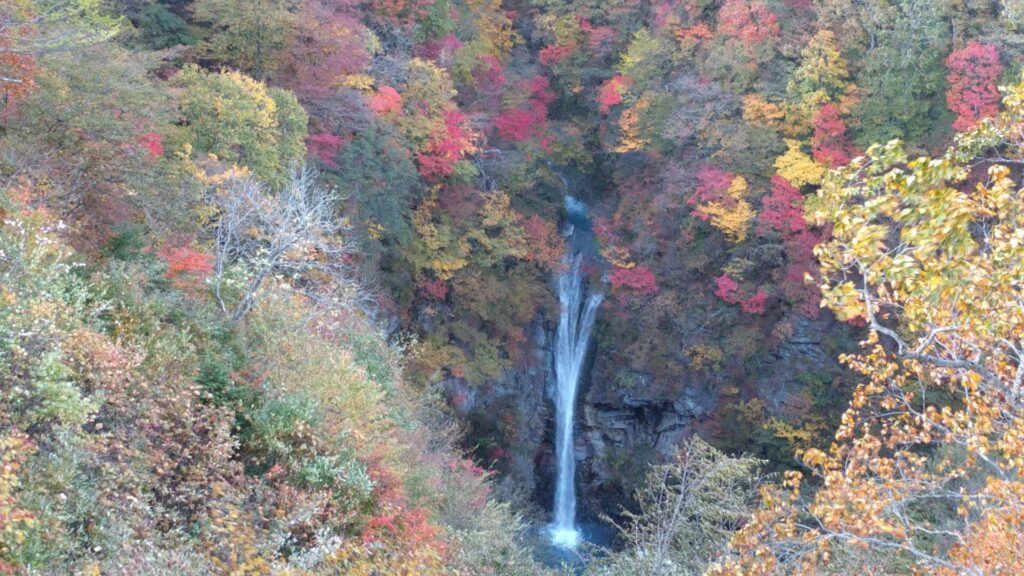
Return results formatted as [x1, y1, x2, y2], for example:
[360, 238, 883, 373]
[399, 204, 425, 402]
[549, 252, 602, 548]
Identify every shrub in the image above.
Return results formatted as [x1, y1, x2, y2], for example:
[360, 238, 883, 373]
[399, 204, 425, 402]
[19, 352, 99, 430]
[243, 393, 321, 473]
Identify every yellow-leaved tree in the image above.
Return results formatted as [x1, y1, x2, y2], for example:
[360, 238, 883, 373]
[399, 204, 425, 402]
[710, 77, 1024, 575]
[697, 176, 755, 243]
[774, 139, 824, 188]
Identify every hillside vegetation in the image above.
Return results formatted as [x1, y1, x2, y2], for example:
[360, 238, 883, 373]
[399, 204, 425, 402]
[3, 0, 1024, 574]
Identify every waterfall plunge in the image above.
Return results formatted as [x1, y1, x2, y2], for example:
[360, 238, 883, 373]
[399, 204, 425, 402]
[549, 253, 603, 548]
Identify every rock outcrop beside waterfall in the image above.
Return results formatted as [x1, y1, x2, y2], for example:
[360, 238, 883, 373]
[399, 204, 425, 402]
[446, 312, 845, 522]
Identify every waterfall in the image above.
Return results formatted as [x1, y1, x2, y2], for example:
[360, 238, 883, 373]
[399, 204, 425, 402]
[550, 251, 603, 548]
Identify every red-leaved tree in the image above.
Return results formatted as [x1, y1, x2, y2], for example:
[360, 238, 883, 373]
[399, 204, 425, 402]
[493, 76, 554, 145]
[475, 55, 507, 92]
[597, 75, 627, 114]
[0, 33, 37, 121]
[416, 110, 476, 180]
[811, 104, 854, 167]
[610, 266, 659, 299]
[714, 274, 768, 314]
[758, 175, 806, 235]
[159, 244, 214, 289]
[306, 132, 345, 167]
[688, 165, 736, 220]
[368, 85, 403, 116]
[758, 176, 822, 317]
[276, 0, 369, 101]
[717, 0, 779, 44]
[945, 41, 1003, 131]
[538, 42, 577, 67]
[579, 18, 616, 54]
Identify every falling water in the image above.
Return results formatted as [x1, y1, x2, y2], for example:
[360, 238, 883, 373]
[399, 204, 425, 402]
[549, 248, 603, 549]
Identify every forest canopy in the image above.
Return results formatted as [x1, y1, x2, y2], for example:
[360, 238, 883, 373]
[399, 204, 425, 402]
[3, 0, 1024, 574]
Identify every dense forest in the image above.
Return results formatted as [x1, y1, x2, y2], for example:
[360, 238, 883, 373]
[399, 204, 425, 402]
[3, 0, 1024, 574]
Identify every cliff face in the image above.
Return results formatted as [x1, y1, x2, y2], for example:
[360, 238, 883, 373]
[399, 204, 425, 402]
[442, 318, 555, 500]
[448, 310, 850, 520]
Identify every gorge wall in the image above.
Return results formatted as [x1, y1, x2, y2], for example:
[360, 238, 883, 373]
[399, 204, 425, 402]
[443, 302, 849, 520]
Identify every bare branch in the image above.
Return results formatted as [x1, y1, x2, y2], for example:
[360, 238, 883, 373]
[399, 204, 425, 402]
[206, 167, 363, 323]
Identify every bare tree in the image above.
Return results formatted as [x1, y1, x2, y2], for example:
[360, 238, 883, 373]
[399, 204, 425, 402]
[207, 167, 358, 323]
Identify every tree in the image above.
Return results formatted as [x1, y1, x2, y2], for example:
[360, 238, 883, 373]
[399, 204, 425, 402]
[714, 274, 770, 315]
[774, 139, 823, 188]
[1, 0, 121, 121]
[757, 176, 823, 318]
[588, 437, 762, 576]
[597, 75, 627, 114]
[460, 0, 516, 58]
[493, 76, 555, 145]
[785, 30, 854, 132]
[327, 124, 420, 245]
[810, 104, 854, 167]
[0, 0, 120, 58]
[609, 266, 659, 300]
[616, 28, 670, 93]
[2, 44, 189, 248]
[945, 41, 1003, 131]
[712, 78, 1024, 576]
[705, 0, 779, 89]
[159, 243, 214, 289]
[689, 167, 756, 243]
[717, 0, 779, 44]
[191, 0, 298, 78]
[207, 168, 357, 322]
[845, 0, 949, 144]
[274, 0, 371, 101]
[368, 85, 403, 116]
[0, 41, 35, 121]
[130, 2, 195, 49]
[176, 65, 308, 187]
[416, 110, 477, 181]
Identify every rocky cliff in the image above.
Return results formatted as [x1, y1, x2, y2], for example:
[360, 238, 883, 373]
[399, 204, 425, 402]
[447, 309, 851, 521]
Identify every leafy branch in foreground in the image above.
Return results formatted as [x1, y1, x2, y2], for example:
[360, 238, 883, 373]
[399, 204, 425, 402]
[711, 76, 1024, 576]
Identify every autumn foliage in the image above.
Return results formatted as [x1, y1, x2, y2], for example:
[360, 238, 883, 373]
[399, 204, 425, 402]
[0, 49, 35, 120]
[597, 75, 628, 114]
[689, 166, 755, 243]
[758, 176, 821, 317]
[493, 77, 555, 145]
[610, 265, 659, 299]
[810, 104, 853, 167]
[9, 0, 1024, 573]
[368, 85, 403, 116]
[945, 41, 1003, 131]
[717, 0, 779, 44]
[276, 0, 370, 100]
[539, 42, 577, 67]
[715, 83, 1024, 575]
[714, 274, 768, 314]
[158, 243, 214, 288]
[416, 110, 477, 180]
